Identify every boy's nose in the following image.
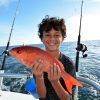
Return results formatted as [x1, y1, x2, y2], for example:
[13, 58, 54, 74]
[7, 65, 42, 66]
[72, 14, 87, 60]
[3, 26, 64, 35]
[50, 35, 56, 39]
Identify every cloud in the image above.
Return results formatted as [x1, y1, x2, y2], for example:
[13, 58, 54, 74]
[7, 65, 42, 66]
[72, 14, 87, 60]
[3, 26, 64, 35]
[62, 0, 100, 3]
[92, 0, 100, 2]
[65, 14, 100, 42]
[0, 0, 17, 7]
[0, 23, 42, 46]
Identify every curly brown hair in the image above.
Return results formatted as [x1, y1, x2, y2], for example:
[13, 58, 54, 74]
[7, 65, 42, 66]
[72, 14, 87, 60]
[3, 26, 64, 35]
[38, 15, 67, 39]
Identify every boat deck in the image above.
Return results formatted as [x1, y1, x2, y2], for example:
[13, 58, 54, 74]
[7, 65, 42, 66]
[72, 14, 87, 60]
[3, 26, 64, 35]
[0, 91, 38, 100]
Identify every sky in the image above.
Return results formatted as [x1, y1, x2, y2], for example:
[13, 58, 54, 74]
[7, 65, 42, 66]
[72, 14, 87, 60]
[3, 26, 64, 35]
[0, 0, 100, 46]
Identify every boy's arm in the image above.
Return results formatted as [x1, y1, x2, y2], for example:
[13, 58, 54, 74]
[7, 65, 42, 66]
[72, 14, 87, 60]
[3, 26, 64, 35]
[48, 64, 70, 100]
[51, 81, 70, 100]
[31, 60, 47, 99]
[36, 75, 47, 98]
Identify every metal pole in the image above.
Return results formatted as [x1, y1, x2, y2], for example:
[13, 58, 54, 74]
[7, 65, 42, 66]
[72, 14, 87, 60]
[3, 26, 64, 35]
[74, 1, 84, 99]
[1, 0, 20, 70]
[75, 0, 83, 72]
[0, 0, 20, 90]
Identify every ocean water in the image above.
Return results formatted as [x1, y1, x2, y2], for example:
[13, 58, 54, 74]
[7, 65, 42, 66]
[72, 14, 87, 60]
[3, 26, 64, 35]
[0, 40, 100, 100]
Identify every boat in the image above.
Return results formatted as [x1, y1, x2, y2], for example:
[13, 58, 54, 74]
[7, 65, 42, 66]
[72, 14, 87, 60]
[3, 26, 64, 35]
[0, 72, 100, 100]
[0, 91, 37, 100]
[0, 73, 38, 100]
[0, 0, 100, 99]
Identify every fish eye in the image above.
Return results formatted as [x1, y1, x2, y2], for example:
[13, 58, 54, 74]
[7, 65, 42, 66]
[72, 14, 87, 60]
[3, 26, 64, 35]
[16, 50, 21, 54]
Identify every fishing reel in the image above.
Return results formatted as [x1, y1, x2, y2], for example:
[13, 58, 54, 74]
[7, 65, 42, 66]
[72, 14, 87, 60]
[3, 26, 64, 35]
[0, 50, 10, 57]
[76, 43, 88, 58]
[0, 50, 10, 70]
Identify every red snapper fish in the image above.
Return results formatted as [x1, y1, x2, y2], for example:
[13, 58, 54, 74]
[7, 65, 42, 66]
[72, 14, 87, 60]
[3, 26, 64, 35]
[10, 46, 82, 94]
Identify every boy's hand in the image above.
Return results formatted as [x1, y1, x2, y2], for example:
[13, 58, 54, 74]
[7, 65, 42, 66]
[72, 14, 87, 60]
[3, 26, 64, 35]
[31, 59, 44, 78]
[48, 63, 61, 83]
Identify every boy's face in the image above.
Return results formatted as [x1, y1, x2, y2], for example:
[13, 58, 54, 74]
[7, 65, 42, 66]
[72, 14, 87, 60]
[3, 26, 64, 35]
[41, 28, 64, 51]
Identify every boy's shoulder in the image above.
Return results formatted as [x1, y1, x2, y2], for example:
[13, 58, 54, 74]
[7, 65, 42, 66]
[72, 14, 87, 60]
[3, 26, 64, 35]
[59, 53, 74, 64]
[59, 53, 75, 72]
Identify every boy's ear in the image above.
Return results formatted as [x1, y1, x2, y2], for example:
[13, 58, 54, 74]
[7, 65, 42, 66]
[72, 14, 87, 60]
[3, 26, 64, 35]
[62, 37, 65, 41]
[41, 38, 43, 42]
[62, 35, 67, 42]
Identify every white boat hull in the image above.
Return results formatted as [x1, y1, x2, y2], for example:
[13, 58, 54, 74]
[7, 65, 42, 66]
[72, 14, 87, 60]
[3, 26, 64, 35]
[0, 91, 38, 100]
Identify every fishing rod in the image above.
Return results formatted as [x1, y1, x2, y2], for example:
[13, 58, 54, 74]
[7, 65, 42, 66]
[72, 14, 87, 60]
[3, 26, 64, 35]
[75, 0, 87, 72]
[1, 0, 20, 70]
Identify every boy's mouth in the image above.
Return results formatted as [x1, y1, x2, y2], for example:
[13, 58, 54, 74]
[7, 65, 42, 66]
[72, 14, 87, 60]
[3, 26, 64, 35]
[46, 41, 57, 46]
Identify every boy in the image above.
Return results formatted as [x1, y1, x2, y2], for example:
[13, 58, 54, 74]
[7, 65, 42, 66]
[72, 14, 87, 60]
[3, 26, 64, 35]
[31, 15, 76, 100]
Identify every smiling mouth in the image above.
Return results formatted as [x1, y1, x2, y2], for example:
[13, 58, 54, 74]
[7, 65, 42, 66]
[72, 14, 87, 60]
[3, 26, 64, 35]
[46, 41, 57, 46]
[49, 43, 56, 46]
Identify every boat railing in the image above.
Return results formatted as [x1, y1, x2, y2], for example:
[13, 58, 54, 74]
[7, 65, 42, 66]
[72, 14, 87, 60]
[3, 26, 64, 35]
[0, 73, 100, 92]
[0, 73, 33, 78]
[77, 76, 100, 92]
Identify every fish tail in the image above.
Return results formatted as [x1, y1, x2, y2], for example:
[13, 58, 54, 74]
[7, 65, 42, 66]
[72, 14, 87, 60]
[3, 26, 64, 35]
[62, 71, 83, 95]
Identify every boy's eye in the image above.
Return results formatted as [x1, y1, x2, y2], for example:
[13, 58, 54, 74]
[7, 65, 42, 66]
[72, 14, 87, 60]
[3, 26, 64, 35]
[45, 34, 50, 36]
[43, 34, 61, 38]
[55, 34, 60, 37]
[44, 34, 51, 37]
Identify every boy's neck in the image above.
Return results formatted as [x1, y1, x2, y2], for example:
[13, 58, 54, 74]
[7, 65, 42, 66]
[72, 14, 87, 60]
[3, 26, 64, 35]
[47, 50, 61, 59]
